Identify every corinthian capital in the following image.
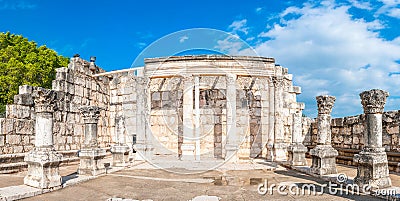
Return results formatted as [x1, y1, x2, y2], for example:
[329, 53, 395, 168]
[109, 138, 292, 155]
[316, 95, 335, 115]
[226, 74, 237, 84]
[32, 87, 57, 113]
[79, 106, 103, 124]
[272, 76, 284, 88]
[136, 76, 149, 85]
[360, 89, 389, 114]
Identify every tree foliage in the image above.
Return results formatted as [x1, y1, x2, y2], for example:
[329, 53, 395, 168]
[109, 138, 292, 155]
[0, 32, 69, 106]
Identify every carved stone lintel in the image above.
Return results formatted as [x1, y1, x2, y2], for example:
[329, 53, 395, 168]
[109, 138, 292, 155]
[79, 106, 102, 124]
[360, 89, 389, 114]
[32, 88, 57, 113]
[316, 95, 335, 115]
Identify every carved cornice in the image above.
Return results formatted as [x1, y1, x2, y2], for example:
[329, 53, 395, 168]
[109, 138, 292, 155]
[316, 95, 336, 115]
[32, 88, 57, 113]
[79, 106, 103, 124]
[360, 89, 389, 114]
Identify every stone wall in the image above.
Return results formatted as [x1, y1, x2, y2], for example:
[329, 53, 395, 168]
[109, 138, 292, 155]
[304, 111, 400, 151]
[0, 57, 111, 154]
[303, 110, 400, 171]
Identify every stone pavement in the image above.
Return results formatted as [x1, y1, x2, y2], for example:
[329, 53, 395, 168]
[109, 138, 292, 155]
[0, 157, 397, 201]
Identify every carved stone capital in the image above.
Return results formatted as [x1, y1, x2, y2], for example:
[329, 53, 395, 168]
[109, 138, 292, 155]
[136, 76, 149, 85]
[316, 95, 335, 115]
[32, 88, 57, 113]
[181, 74, 193, 83]
[79, 106, 102, 124]
[226, 74, 237, 84]
[272, 76, 284, 88]
[360, 89, 389, 114]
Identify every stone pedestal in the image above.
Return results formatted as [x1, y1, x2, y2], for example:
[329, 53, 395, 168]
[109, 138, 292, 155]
[111, 145, 130, 167]
[288, 143, 308, 166]
[24, 88, 62, 189]
[310, 145, 338, 175]
[78, 148, 106, 176]
[310, 95, 338, 175]
[273, 142, 287, 162]
[111, 116, 130, 166]
[354, 89, 391, 189]
[354, 150, 391, 189]
[78, 106, 106, 176]
[288, 103, 307, 166]
[24, 148, 62, 189]
[180, 143, 195, 161]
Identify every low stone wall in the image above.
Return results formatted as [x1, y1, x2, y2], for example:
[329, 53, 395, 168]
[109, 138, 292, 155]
[304, 110, 400, 171]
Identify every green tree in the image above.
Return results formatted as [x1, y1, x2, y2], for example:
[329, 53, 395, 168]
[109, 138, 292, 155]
[0, 32, 68, 113]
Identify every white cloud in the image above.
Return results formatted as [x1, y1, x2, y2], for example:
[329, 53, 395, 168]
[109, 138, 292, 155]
[229, 1, 400, 117]
[255, 7, 263, 13]
[376, 0, 400, 18]
[0, 0, 36, 10]
[179, 35, 189, 43]
[348, 0, 373, 10]
[228, 19, 249, 35]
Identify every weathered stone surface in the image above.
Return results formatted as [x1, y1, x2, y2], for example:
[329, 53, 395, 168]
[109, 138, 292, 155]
[354, 89, 391, 189]
[310, 145, 338, 175]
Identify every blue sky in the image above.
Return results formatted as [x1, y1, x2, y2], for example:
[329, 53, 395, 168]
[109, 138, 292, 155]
[1, 0, 400, 118]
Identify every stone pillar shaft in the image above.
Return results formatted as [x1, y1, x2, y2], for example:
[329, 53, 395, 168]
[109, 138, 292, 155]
[266, 78, 275, 161]
[135, 76, 153, 161]
[310, 95, 338, 175]
[288, 102, 307, 166]
[225, 74, 238, 162]
[24, 88, 62, 189]
[181, 75, 195, 160]
[194, 75, 201, 161]
[78, 106, 106, 176]
[111, 116, 130, 167]
[354, 89, 391, 189]
[273, 76, 286, 161]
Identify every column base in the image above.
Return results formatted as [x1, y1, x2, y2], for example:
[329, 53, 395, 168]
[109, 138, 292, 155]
[354, 150, 392, 189]
[224, 144, 239, 163]
[274, 143, 288, 162]
[288, 143, 308, 166]
[266, 143, 274, 161]
[111, 145, 130, 167]
[134, 144, 153, 161]
[180, 143, 196, 161]
[24, 147, 63, 189]
[310, 145, 338, 175]
[78, 148, 106, 176]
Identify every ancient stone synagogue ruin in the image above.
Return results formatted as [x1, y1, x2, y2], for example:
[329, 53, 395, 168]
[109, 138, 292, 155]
[0, 54, 398, 192]
[0, 55, 304, 167]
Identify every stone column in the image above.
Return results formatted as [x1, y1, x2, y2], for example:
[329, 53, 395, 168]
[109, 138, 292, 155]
[288, 102, 307, 166]
[225, 74, 238, 162]
[181, 75, 195, 160]
[111, 115, 130, 166]
[260, 79, 269, 158]
[310, 95, 338, 175]
[78, 106, 106, 176]
[134, 76, 153, 161]
[273, 76, 287, 161]
[24, 88, 62, 189]
[194, 75, 201, 161]
[354, 89, 391, 189]
[266, 77, 275, 161]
